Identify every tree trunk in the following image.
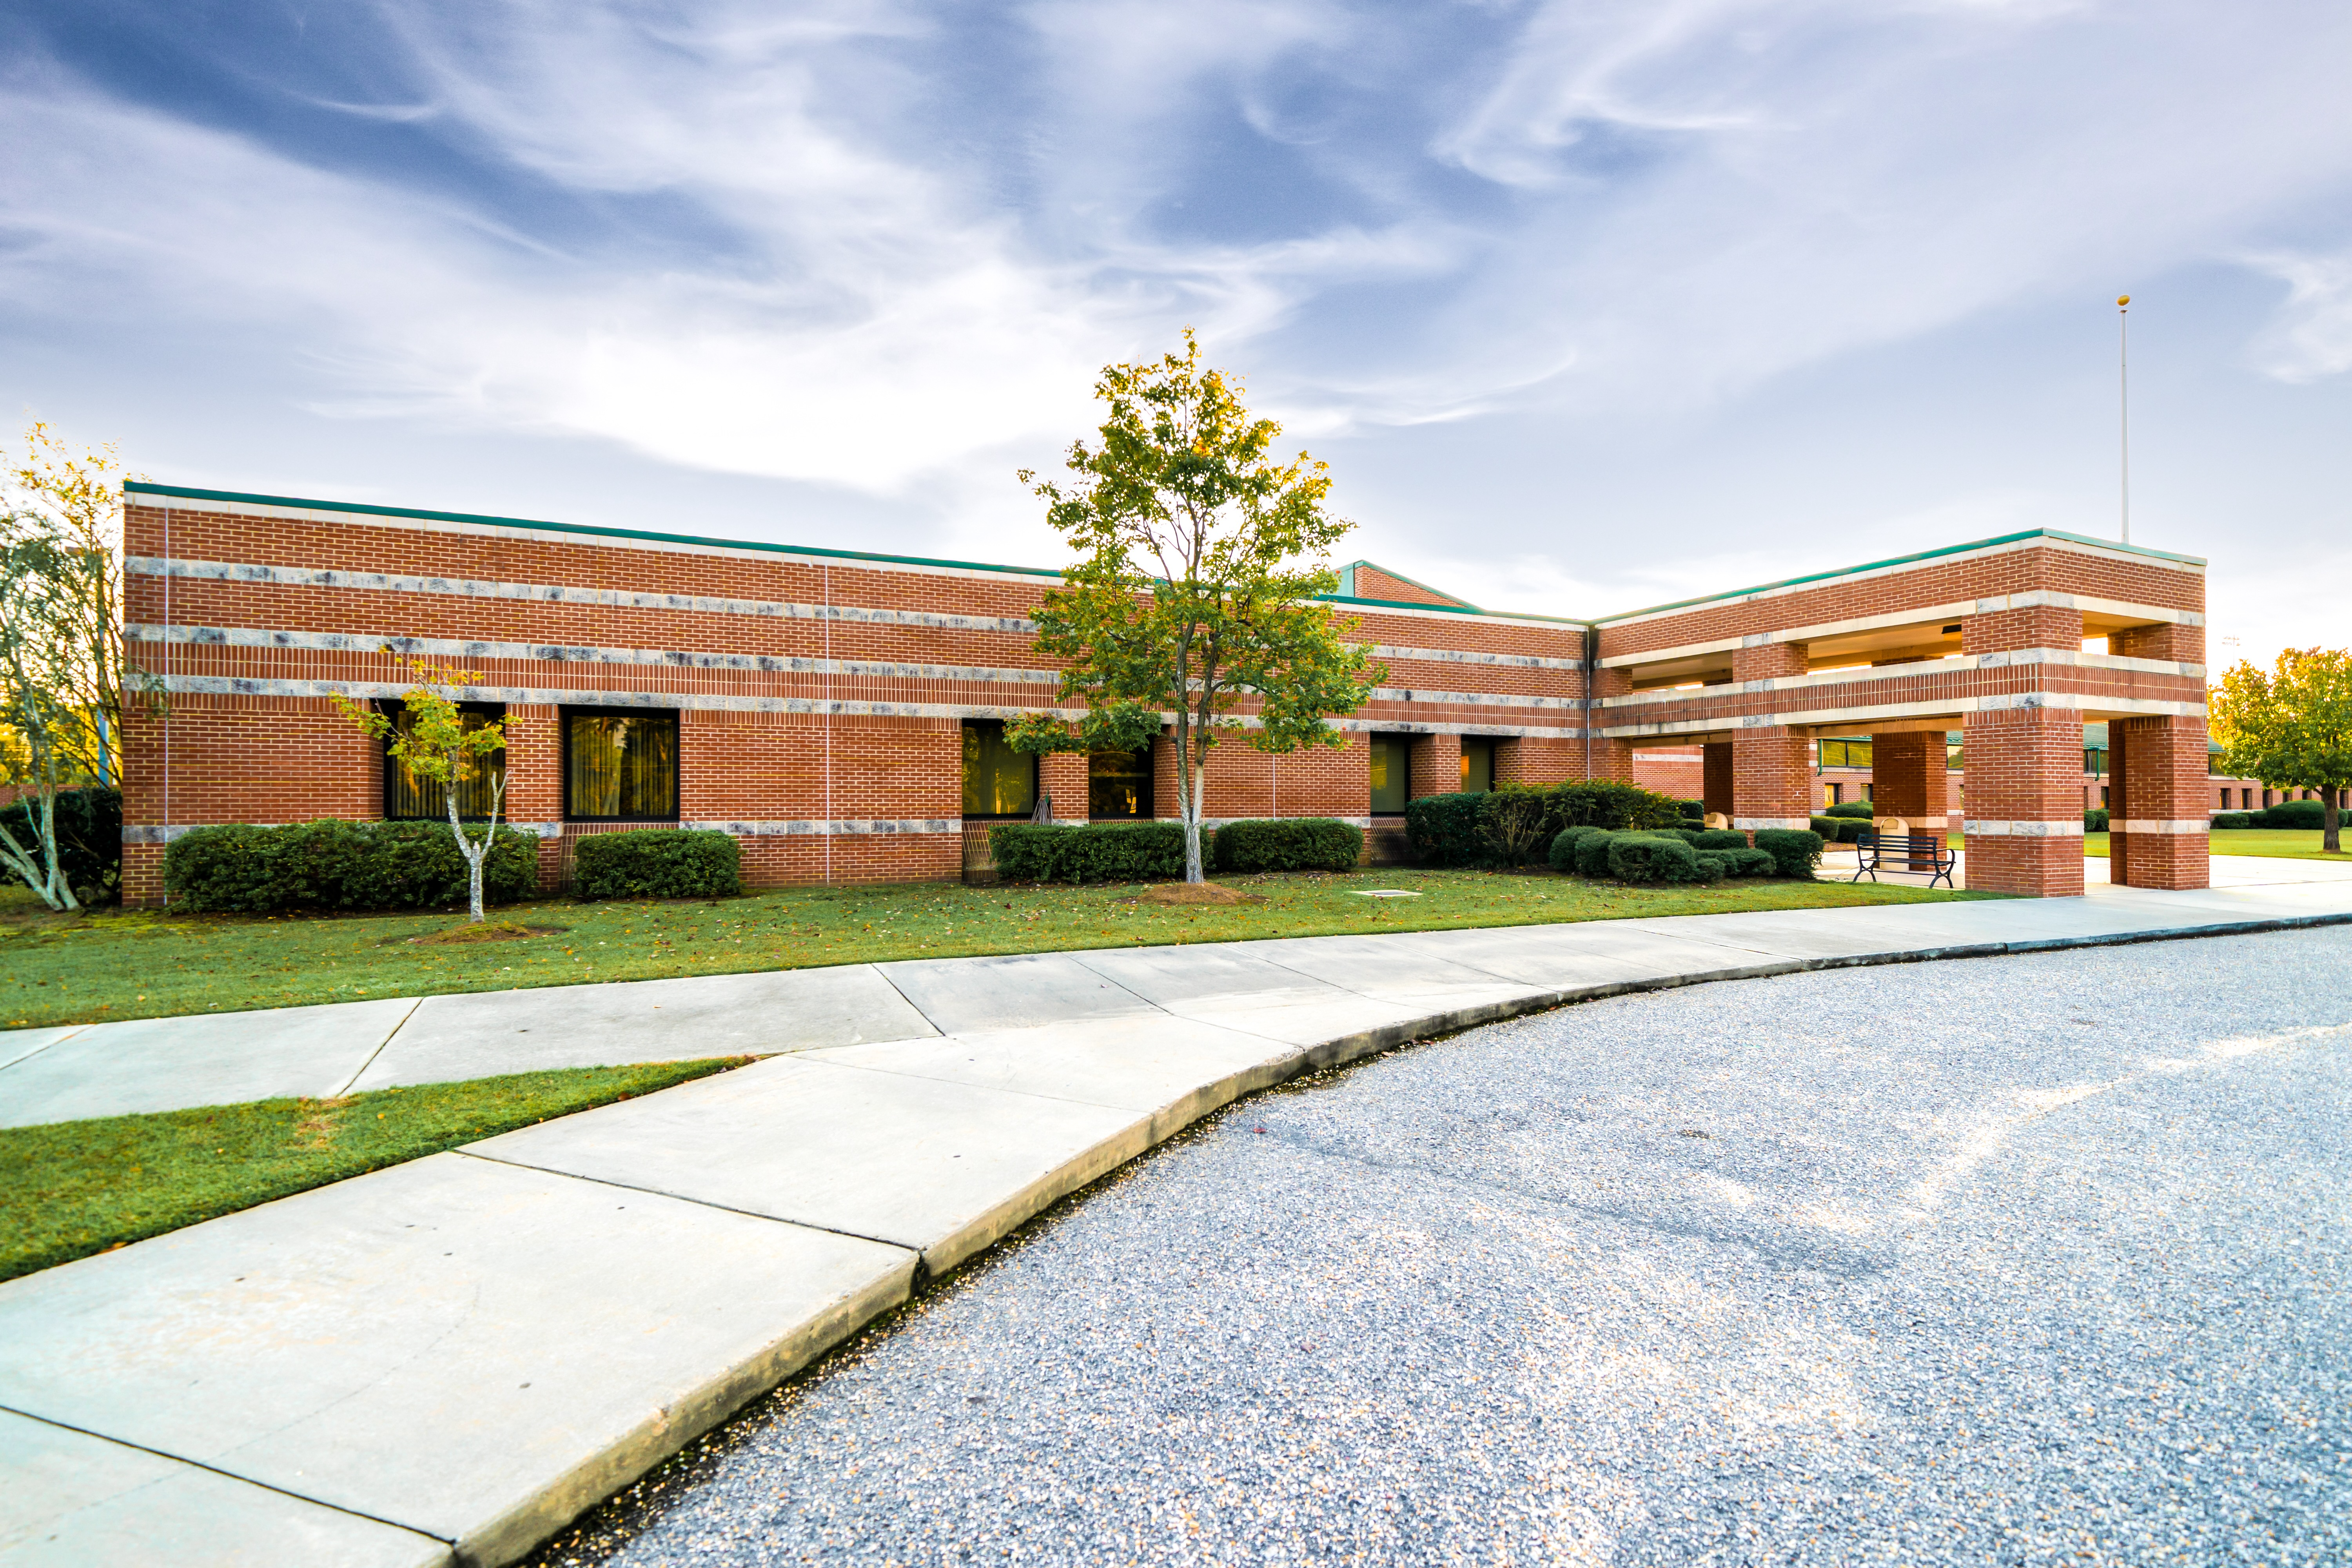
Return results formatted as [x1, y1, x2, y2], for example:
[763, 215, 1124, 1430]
[447, 791, 495, 923]
[2327, 793, 2342, 856]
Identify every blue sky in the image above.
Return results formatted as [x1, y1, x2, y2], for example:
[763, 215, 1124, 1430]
[4, 1, 2347, 661]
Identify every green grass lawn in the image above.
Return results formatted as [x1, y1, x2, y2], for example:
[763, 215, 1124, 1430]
[0, 867, 1999, 1029]
[2102, 829, 2348, 861]
[0, 1058, 747, 1282]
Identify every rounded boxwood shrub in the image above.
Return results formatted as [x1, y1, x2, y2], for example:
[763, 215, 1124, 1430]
[1405, 792, 1488, 867]
[165, 819, 541, 913]
[1547, 825, 1598, 871]
[1726, 846, 1777, 878]
[989, 821, 1212, 884]
[1823, 801, 1876, 819]
[1692, 828, 1748, 851]
[1215, 818, 1363, 873]
[572, 828, 741, 900]
[1749, 828, 1826, 880]
[2083, 808, 2110, 832]
[1608, 833, 1702, 884]
[1652, 827, 1706, 846]
[2212, 811, 2254, 830]
[1692, 851, 1731, 883]
[1574, 829, 1622, 878]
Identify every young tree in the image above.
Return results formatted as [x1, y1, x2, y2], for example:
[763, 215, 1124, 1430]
[1014, 332, 1381, 882]
[334, 658, 511, 920]
[0, 515, 112, 909]
[2210, 647, 2352, 854]
[5, 423, 133, 785]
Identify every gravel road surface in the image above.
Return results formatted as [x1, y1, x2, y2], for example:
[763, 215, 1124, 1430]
[538, 927, 2352, 1567]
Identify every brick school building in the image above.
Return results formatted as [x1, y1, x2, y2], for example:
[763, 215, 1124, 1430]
[119, 483, 2216, 902]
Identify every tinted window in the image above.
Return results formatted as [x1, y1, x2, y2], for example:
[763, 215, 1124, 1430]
[566, 711, 678, 820]
[383, 702, 505, 820]
[1368, 734, 1409, 814]
[962, 720, 1037, 817]
[1088, 748, 1151, 819]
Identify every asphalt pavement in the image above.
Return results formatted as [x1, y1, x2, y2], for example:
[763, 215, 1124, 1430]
[536, 925, 2352, 1568]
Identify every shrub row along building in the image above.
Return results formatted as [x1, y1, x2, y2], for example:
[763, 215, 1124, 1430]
[120, 482, 2217, 902]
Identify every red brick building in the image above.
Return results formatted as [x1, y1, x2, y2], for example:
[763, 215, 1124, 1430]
[121, 484, 2215, 901]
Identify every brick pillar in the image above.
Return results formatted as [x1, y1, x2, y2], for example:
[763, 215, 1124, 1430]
[2109, 715, 2210, 890]
[1039, 751, 1089, 821]
[1701, 743, 1733, 821]
[1727, 641, 1809, 833]
[1409, 733, 1463, 797]
[1871, 731, 1949, 869]
[1960, 709, 2085, 896]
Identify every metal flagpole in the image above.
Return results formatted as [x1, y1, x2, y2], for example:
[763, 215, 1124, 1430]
[2117, 294, 2131, 545]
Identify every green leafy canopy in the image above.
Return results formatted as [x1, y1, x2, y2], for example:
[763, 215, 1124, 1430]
[2210, 648, 2352, 795]
[1012, 330, 1383, 879]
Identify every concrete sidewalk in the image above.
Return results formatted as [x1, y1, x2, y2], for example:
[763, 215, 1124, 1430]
[4, 859, 2351, 1566]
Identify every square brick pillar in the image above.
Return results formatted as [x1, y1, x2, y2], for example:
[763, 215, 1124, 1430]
[1729, 641, 1811, 833]
[1871, 730, 1949, 869]
[2109, 715, 2211, 889]
[1702, 742, 1733, 821]
[1410, 733, 1463, 798]
[1960, 708, 2085, 897]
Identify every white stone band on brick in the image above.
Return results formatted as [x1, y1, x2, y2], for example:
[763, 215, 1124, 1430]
[1603, 691, 2205, 740]
[1734, 817, 1813, 830]
[685, 819, 962, 837]
[123, 822, 566, 843]
[1962, 819, 2087, 837]
[2110, 819, 2212, 834]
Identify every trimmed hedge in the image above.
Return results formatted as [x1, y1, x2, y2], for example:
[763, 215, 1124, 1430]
[1809, 815, 1866, 844]
[1215, 818, 1363, 873]
[1573, 829, 1622, 878]
[2212, 811, 2254, 830]
[1547, 825, 1598, 871]
[1750, 828, 1825, 880]
[1691, 829, 1748, 851]
[1678, 799, 1706, 821]
[1692, 852, 1730, 882]
[573, 828, 742, 900]
[1608, 834, 1706, 884]
[2083, 808, 2109, 832]
[989, 821, 1214, 884]
[1822, 801, 1877, 819]
[1651, 826, 1705, 846]
[1, 785, 121, 904]
[1722, 846, 1778, 878]
[1405, 793, 1488, 867]
[2255, 798, 2329, 829]
[163, 819, 540, 913]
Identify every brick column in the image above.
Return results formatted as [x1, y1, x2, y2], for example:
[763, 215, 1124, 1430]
[1728, 641, 1810, 833]
[1702, 743, 1733, 822]
[1960, 709, 2085, 896]
[2109, 715, 2211, 889]
[1409, 733, 1463, 797]
[1871, 730, 1949, 868]
[1038, 751, 1089, 822]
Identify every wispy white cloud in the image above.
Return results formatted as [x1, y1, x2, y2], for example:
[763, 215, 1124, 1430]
[2243, 249, 2352, 383]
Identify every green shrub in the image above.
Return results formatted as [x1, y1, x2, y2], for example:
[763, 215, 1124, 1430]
[1678, 799, 1706, 821]
[2211, 811, 2254, 830]
[572, 828, 742, 900]
[1651, 826, 1706, 846]
[2083, 808, 2109, 832]
[1823, 801, 1877, 819]
[2254, 799, 2327, 829]
[1691, 852, 1730, 883]
[1750, 828, 1825, 880]
[1608, 834, 1703, 884]
[1477, 787, 1556, 866]
[164, 819, 541, 913]
[989, 821, 1212, 884]
[1, 785, 121, 904]
[1546, 825, 1597, 871]
[1548, 780, 1685, 833]
[1692, 829, 1748, 851]
[1406, 792, 1488, 867]
[1215, 818, 1363, 873]
[1724, 846, 1777, 878]
[1574, 829, 1622, 878]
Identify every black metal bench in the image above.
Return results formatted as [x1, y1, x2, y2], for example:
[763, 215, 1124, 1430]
[1850, 830, 1957, 889]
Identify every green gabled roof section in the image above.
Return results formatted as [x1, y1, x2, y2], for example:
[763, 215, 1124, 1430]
[122, 482, 1065, 581]
[1591, 528, 2206, 624]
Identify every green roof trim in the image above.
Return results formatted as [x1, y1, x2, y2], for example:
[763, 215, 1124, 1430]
[1592, 528, 2206, 624]
[123, 481, 1066, 581]
[1315, 592, 1588, 626]
[1336, 558, 1478, 610]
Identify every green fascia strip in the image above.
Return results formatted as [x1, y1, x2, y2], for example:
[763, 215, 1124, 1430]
[1590, 528, 2207, 625]
[124, 484, 2201, 634]
[124, 481, 1065, 582]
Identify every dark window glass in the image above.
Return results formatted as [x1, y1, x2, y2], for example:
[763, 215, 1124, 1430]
[962, 720, 1036, 817]
[2084, 747, 2107, 776]
[1826, 782, 1842, 806]
[1459, 738, 1494, 794]
[1368, 734, 1409, 814]
[1088, 748, 1151, 820]
[565, 711, 678, 820]
[383, 701, 505, 820]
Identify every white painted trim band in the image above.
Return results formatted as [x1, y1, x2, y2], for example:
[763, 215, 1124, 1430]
[2110, 819, 2211, 835]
